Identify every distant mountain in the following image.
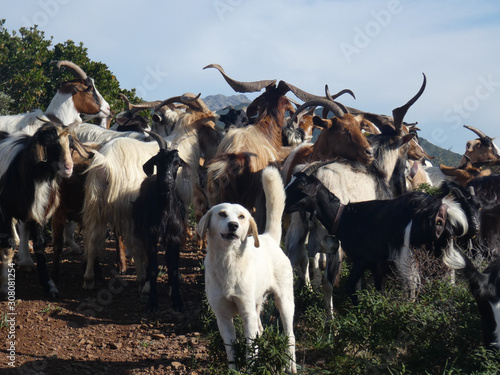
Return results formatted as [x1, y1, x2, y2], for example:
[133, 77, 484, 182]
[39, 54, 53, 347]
[202, 94, 251, 111]
[419, 137, 462, 167]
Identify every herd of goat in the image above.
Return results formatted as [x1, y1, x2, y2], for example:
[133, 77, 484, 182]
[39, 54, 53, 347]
[1, 61, 500, 363]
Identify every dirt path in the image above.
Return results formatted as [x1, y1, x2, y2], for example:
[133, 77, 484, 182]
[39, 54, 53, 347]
[1, 231, 211, 375]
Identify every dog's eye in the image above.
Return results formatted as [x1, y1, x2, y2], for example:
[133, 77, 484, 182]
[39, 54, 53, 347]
[238, 214, 245, 220]
[218, 211, 227, 218]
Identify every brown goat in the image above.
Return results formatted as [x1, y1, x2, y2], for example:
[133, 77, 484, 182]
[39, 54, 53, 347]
[204, 65, 313, 228]
[440, 158, 492, 187]
[461, 125, 500, 166]
[282, 98, 374, 184]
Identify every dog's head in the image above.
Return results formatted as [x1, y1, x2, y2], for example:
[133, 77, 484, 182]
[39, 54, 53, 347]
[197, 203, 260, 248]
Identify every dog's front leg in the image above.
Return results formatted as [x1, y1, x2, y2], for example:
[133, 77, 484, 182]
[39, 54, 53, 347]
[215, 313, 238, 369]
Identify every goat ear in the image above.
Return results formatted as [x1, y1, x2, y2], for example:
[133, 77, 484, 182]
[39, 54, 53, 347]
[143, 157, 157, 177]
[435, 204, 448, 239]
[401, 133, 415, 145]
[197, 210, 212, 240]
[244, 216, 260, 248]
[35, 143, 47, 163]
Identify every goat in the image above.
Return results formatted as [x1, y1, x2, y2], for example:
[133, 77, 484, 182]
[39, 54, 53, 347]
[0, 121, 88, 297]
[284, 75, 426, 314]
[443, 247, 500, 349]
[285, 172, 470, 305]
[0, 61, 110, 134]
[49, 143, 100, 283]
[281, 94, 374, 184]
[461, 125, 500, 166]
[218, 105, 249, 130]
[81, 93, 216, 291]
[204, 64, 344, 230]
[132, 132, 185, 311]
[440, 158, 492, 187]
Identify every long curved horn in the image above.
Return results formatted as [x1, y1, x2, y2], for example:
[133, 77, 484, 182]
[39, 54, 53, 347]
[118, 93, 132, 110]
[145, 130, 167, 151]
[464, 125, 490, 140]
[180, 93, 211, 113]
[154, 93, 210, 113]
[300, 160, 335, 176]
[203, 64, 276, 93]
[392, 73, 426, 131]
[51, 60, 88, 80]
[288, 98, 345, 127]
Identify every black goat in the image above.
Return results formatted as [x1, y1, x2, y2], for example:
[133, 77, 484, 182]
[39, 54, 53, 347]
[132, 131, 186, 311]
[0, 121, 88, 298]
[461, 175, 500, 254]
[443, 247, 500, 349]
[218, 106, 249, 130]
[285, 172, 470, 305]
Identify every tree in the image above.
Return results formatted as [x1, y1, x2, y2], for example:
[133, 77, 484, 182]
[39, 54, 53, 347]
[0, 19, 139, 117]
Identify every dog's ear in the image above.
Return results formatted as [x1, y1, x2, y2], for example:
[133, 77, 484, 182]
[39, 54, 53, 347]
[245, 216, 260, 248]
[197, 210, 212, 240]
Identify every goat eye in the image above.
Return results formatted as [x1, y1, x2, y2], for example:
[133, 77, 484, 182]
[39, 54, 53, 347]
[218, 211, 227, 218]
[297, 184, 303, 189]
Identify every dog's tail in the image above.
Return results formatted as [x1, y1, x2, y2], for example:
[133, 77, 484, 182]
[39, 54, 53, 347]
[262, 166, 285, 243]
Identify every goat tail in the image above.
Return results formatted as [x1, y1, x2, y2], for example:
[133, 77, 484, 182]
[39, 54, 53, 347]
[262, 165, 285, 243]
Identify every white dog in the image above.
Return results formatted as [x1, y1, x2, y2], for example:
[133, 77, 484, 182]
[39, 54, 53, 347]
[198, 166, 296, 373]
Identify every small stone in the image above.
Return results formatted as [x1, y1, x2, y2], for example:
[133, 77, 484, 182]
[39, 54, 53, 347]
[171, 361, 182, 369]
[151, 333, 165, 340]
[109, 342, 122, 350]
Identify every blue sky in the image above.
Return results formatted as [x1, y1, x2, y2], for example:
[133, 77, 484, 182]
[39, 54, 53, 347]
[1, 0, 499, 154]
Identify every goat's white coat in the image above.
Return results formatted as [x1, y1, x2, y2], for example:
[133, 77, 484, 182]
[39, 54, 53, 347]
[82, 111, 209, 290]
[199, 167, 296, 373]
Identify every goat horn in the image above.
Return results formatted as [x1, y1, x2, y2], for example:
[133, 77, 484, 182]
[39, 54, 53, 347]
[145, 130, 168, 151]
[118, 93, 132, 110]
[203, 64, 276, 93]
[325, 85, 356, 101]
[392, 73, 426, 132]
[300, 160, 335, 176]
[288, 98, 345, 128]
[463, 125, 490, 140]
[51, 60, 88, 80]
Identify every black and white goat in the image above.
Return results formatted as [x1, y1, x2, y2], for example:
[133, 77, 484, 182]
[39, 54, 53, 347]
[443, 247, 500, 349]
[0, 121, 88, 297]
[132, 132, 186, 311]
[0, 61, 110, 134]
[284, 75, 426, 299]
[285, 172, 470, 306]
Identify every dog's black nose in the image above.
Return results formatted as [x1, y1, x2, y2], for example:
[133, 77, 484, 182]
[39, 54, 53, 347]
[227, 221, 239, 232]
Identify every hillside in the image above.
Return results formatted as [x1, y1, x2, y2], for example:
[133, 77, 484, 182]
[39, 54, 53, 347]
[419, 137, 462, 167]
[202, 94, 251, 111]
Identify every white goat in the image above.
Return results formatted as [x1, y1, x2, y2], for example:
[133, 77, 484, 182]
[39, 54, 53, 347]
[82, 99, 217, 290]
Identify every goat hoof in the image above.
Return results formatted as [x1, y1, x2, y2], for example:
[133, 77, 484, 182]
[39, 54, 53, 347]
[82, 279, 95, 290]
[47, 280, 59, 299]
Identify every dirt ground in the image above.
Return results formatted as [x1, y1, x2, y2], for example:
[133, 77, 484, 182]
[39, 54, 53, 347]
[0, 229, 211, 375]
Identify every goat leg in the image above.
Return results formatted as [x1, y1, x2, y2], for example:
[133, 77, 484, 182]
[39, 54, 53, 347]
[30, 222, 59, 298]
[165, 242, 183, 312]
[146, 243, 159, 311]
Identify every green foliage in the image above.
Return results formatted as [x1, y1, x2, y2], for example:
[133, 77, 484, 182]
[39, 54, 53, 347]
[203, 294, 294, 374]
[0, 19, 139, 117]
[291, 274, 500, 374]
